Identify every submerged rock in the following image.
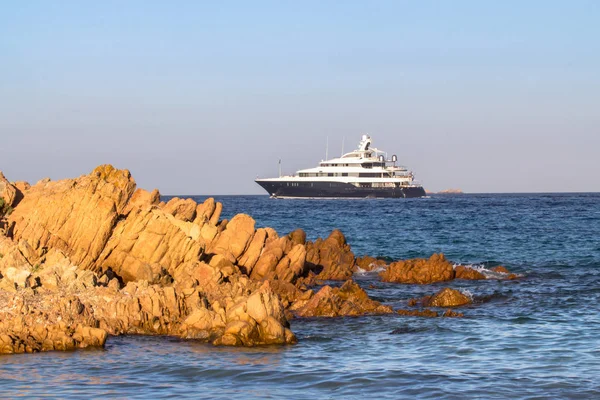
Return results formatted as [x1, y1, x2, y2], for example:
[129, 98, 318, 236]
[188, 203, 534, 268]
[442, 309, 464, 317]
[492, 266, 519, 280]
[379, 254, 455, 284]
[396, 308, 464, 318]
[397, 309, 439, 318]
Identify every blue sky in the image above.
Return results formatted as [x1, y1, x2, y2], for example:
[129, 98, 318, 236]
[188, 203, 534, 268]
[1, 1, 598, 193]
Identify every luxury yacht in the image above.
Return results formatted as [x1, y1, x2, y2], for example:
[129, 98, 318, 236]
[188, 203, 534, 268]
[255, 135, 426, 198]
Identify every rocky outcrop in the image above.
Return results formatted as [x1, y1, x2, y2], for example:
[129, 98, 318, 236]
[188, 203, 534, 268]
[248, 231, 307, 283]
[0, 165, 401, 354]
[409, 287, 472, 308]
[355, 255, 387, 272]
[379, 253, 455, 284]
[8, 165, 136, 270]
[95, 206, 205, 282]
[305, 230, 355, 280]
[0, 171, 19, 211]
[293, 280, 393, 317]
[0, 256, 296, 353]
[427, 288, 472, 307]
[121, 188, 160, 215]
[0, 165, 301, 352]
[454, 265, 486, 280]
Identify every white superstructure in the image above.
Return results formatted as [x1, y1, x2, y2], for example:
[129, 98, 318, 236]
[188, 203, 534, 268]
[263, 135, 419, 185]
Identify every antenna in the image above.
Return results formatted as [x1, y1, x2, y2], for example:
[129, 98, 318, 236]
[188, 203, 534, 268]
[278, 159, 281, 177]
[325, 136, 329, 160]
[341, 136, 345, 156]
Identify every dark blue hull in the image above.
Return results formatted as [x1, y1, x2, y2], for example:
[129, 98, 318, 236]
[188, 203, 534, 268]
[255, 180, 426, 198]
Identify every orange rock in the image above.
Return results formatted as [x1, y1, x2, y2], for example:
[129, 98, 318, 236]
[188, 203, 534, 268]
[407, 298, 418, 307]
[380, 254, 455, 284]
[397, 309, 438, 318]
[273, 244, 307, 283]
[355, 255, 387, 271]
[194, 198, 216, 224]
[162, 197, 197, 221]
[248, 235, 306, 283]
[237, 228, 267, 275]
[492, 266, 519, 280]
[288, 228, 306, 246]
[208, 214, 256, 262]
[8, 165, 136, 270]
[95, 207, 204, 282]
[442, 309, 464, 318]
[122, 188, 160, 215]
[425, 288, 472, 307]
[305, 230, 356, 281]
[0, 171, 18, 209]
[211, 281, 296, 346]
[13, 181, 30, 194]
[294, 280, 392, 317]
[0, 236, 31, 276]
[455, 265, 486, 280]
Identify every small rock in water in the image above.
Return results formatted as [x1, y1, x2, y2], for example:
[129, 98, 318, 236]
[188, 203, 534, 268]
[442, 309, 464, 318]
[397, 309, 439, 318]
[454, 265, 486, 280]
[426, 288, 472, 308]
[379, 253, 455, 284]
[491, 266, 519, 280]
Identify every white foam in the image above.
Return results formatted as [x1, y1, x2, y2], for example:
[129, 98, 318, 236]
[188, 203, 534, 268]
[460, 289, 474, 301]
[354, 263, 387, 276]
[453, 262, 522, 279]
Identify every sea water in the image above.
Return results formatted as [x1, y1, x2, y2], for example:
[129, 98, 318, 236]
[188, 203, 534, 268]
[1, 194, 599, 399]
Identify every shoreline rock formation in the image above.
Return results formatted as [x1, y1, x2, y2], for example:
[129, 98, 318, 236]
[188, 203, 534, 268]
[0, 165, 518, 354]
[0, 165, 393, 354]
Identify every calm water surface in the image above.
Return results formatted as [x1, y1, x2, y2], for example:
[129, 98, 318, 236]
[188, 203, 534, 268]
[1, 194, 599, 399]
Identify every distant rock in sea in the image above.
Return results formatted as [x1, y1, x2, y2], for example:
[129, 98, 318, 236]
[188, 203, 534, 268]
[424, 189, 464, 195]
[437, 188, 464, 194]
